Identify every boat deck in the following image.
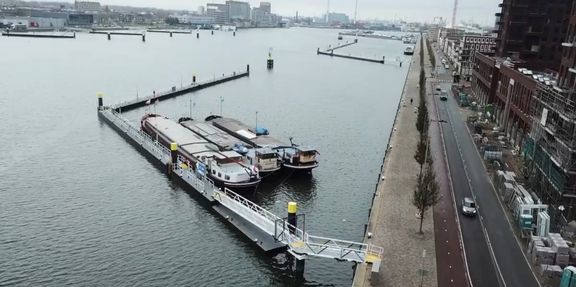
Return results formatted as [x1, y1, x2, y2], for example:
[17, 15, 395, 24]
[180, 120, 245, 150]
[210, 117, 287, 148]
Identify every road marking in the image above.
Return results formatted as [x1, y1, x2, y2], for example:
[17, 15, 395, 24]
[431, 82, 473, 287]
[453, 95, 543, 287]
[446, 97, 507, 287]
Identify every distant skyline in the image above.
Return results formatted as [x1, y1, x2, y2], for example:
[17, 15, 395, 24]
[35, 0, 502, 25]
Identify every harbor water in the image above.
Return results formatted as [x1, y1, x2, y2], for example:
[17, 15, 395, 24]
[0, 28, 410, 286]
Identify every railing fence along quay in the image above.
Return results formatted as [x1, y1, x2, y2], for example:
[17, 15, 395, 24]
[97, 79, 383, 274]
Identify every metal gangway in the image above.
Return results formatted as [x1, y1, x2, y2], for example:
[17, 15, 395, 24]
[98, 107, 383, 272]
[213, 188, 383, 271]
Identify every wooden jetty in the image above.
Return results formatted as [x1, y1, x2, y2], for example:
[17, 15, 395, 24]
[114, 66, 250, 112]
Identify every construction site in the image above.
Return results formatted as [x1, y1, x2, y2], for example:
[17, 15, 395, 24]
[524, 83, 576, 231]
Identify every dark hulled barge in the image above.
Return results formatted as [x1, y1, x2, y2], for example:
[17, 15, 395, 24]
[179, 118, 282, 175]
[206, 116, 319, 172]
[141, 114, 260, 191]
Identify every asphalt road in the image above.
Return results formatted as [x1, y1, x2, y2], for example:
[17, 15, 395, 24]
[431, 49, 540, 287]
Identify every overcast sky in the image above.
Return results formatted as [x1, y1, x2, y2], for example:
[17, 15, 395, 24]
[50, 0, 503, 25]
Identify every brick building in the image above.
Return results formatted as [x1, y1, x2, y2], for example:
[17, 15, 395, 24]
[494, 0, 572, 70]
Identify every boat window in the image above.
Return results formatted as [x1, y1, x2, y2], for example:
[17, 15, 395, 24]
[212, 170, 216, 175]
[218, 172, 222, 178]
[225, 175, 230, 180]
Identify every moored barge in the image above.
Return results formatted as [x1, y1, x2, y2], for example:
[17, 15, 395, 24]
[141, 114, 260, 191]
[178, 117, 282, 175]
[206, 116, 319, 172]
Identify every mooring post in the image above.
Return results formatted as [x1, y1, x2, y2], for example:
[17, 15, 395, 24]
[267, 52, 274, 70]
[193, 75, 196, 83]
[233, 31, 236, 37]
[170, 32, 173, 37]
[170, 143, 178, 164]
[247, 64, 250, 75]
[107, 32, 111, 40]
[317, 48, 319, 55]
[288, 202, 297, 234]
[211, 30, 214, 35]
[142, 33, 146, 42]
[166, 142, 178, 176]
[196, 32, 199, 39]
[295, 259, 306, 276]
[382, 56, 385, 64]
[97, 93, 103, 110]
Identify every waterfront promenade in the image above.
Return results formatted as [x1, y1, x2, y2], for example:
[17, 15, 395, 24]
[353, 40, 438, 286]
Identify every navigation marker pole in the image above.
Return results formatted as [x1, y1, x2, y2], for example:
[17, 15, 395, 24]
[219, 95, 224, 116]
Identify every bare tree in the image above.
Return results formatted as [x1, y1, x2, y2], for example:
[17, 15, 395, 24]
[413, 166, 440, 234]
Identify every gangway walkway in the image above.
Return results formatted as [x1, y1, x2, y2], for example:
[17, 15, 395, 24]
[98, 107, 384, 272]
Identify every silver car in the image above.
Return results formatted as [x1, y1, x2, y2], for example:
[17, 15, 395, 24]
[462, 197, 477, 217]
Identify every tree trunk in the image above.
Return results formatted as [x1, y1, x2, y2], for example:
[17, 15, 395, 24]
[419, 210, 424, 234]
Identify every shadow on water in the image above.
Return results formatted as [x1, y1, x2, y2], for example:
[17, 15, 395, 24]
[254, 169, 318, 206]
[257, 251, 336, 287]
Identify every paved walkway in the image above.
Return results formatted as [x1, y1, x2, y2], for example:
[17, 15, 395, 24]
[353, 39, 438, 287]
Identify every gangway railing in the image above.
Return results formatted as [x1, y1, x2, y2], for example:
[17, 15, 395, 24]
[212, 187, 384, 270]
[99, 107, 383, 272]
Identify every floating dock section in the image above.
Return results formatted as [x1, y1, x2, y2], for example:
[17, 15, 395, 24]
[338, 32, 402, 41]
[326, 39, 358, 52]
[317, 49, 385, 64]
[114, 66, 250, 113]
[97, 78, 383, 272]
[1, 31, 76, 38]
[90, 30, 144, 36]
[146, 29, 192, 34]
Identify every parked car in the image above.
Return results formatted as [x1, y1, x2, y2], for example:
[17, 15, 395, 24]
[461, 197, 477, 216]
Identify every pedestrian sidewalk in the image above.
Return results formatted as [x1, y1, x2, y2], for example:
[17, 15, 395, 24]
[353, 39, 438, 287]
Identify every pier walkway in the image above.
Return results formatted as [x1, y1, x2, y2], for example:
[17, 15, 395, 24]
[317, 49, 385, 64]
[2, 31, 76, 38]
[352, 39, 438, 286]
[90, 31, 144, 36]
[146, 29, 192, 34]
[113, 67, 250, 113]
[326, 40, 358, 52]
[97, 107, 384, 270]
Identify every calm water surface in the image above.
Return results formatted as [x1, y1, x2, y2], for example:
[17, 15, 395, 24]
[0, 28, 410, 286]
